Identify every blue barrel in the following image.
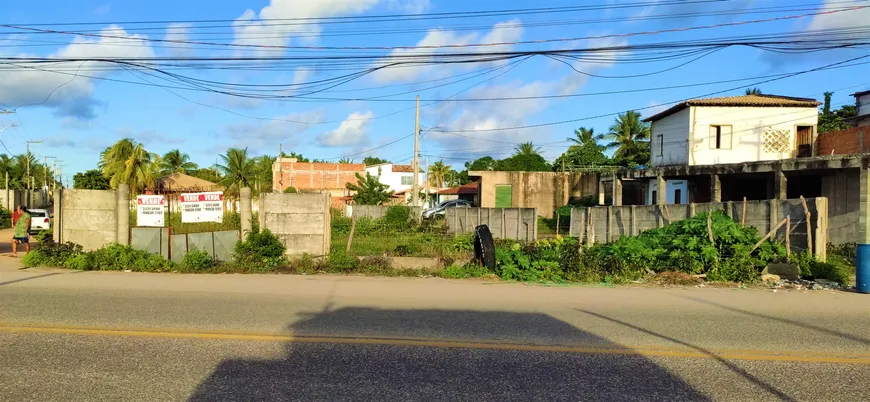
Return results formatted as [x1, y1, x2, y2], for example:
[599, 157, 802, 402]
[857, 244, 870, 293]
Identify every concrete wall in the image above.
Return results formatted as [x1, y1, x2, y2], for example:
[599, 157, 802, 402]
[650, 107, 690, 167]
[470, 171, 598, 218]
[349, 205, 422, 220]
[0, 189, 22, 216]
[821, 168, 861, 244]
[445, 208, 537, 241]
[60, 189, 117, 251]
[858, 93, 870, 117]
[569, 198, 828, 258]
[259, 192, 330, 256]
[272, 158, 364, 192]
[689, 106, 819, 165]
[645, 179, 688, 205]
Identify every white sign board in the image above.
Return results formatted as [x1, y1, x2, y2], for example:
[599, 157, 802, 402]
[180, 192, 224, 223]
[136, 195, 165, 227]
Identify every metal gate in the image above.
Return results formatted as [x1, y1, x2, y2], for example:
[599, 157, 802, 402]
[131, 227, 170, 259]
[169, 230, 239, 264]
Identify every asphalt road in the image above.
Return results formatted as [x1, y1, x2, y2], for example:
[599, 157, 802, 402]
[1, 266, 869, 401]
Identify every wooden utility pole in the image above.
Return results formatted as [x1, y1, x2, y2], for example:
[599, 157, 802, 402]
[278, 143, 283, 192]
[411, 95, 420, 206]
[424, 156, 430, 207]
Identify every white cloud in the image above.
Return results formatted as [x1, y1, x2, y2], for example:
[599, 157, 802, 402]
[292, 67, 315, 86]
[372, 19, 524, 83]
[163, 23, 195, 58]
[0, 25, 154, 120]
[555, 36, 628, 95]
[225, 110, 324, 150]
[316, 111, 373, 147]
[387, 0, 431, 14]
[232, 0, 381, 56]
[807, 0, 870, 31]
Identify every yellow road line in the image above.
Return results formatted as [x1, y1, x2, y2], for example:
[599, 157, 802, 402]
[1, 324, 868, 365]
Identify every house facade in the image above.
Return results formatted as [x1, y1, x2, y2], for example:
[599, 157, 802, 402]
[644, 94, 820, 204]
[364, 163, 426, 193]
[850, 89, 870, 127]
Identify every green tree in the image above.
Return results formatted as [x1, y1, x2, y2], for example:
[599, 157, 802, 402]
[161, 149, 198, 175]
[217, 148, 255, 197]
[427, 160, 452, 188]
[338, 158, 354, 164]
[100, 138, 157, 193]
[568, 127, 598, 147]
[73, 169, 111, 190]
[189, 168, 221, 184]
[818, 91, 857, 133]
[745, 87, 763, 95]
[514, 141, 542, 156]
[346, 172, 393, 205]
[280, 151, 309, 162]
[363, 156, 390, 166]
[494, 153, 551, 172]
[252, 155, 275, 195]
[553, 142, 613, 171]
[599, 110, 650, 168]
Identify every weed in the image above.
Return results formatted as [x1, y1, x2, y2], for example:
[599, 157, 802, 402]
[327, 250, 358, 273]
[181, 250, 215, 272]
[233, 227, 287, 270]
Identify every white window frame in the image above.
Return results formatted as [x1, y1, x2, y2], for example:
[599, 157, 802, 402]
[709, 125, 733, 150]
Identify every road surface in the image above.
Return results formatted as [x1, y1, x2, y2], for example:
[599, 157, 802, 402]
[1, 263, 869, 401]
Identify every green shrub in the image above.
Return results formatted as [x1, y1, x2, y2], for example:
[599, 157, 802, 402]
[21, 249, 47, 267]
[0, 207, 10, 228]
[181, 250, 215, 272]
[88, 243, 171, 272]
[64, 254, 92, 270]
[36, 228, 53, 243]
[358, 256, 391, 273]
[29, 240, 84, 267]
[289, 253, 317, 274]
[327, 250, 358, 273]
[233, 227, 287, 271]
[827, 242, 856, 264]
[709, 245, 757, 283]
[382, 206, 412, 230]
[284, 186, 298, 193]
[809, 260, 850, 285]
[451, 233, 474, 253]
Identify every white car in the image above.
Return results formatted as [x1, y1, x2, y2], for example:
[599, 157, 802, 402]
[28, 208, 51, 234]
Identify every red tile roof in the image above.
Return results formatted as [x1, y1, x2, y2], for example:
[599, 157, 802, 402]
[392, 164, 414, 173]
[644, 94, 820, 122]
[437, 181, 478, 195]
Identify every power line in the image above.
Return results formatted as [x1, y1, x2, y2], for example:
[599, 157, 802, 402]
[1, 6, 863, 52]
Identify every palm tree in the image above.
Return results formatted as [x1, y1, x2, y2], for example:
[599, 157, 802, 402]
[599, 110, 650, 167]
[427, 160, 452, 188]
[568, 127, 597, 147]
[338, 158, 354, 164]
[514, 141, 542, 156]
[161, 149, 198, 175]
[216, 147, 255, 197]
[100, 138, 157, 193]
[252, 155, 274, 194]
[745, 87, 763, 95]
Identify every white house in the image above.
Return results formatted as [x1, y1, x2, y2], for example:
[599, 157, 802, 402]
[643, 94, 820, 204]
[365, 163, 426, 193]
[849, 89, 870, 127]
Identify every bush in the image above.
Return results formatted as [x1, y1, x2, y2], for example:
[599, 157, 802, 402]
[284, 186, 298, 193]
[0, 207, 11, 228]
[382, 206, 412, 230]
[233, 227, 287, 271]
[809, 260, 850, 285]
[28, 240, 84, 267]
[327, 250, 358, 273]
[89, 243, 171, 272]
[181, 249, 215, 272]
[451, 233, 474, 253]
[21, 250, 48, 267]
[358, 256, 391, 273]
[64, 254, 92, 270]
[828, 242, 856, 264]
[36, 228, 53, 243]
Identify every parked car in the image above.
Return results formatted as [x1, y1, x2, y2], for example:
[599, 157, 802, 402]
[28, 208, 51, 234]
[422, 199, 472, 219]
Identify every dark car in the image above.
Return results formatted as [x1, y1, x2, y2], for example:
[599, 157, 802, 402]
[422, 199, 472, 219]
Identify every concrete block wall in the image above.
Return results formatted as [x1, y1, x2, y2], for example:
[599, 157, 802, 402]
[59, 189, 118, 251]
[445, 208, 537, 241]
[349, 205, 423, 220]
[259, 192, 331, 256]
[570, 198, 827, 257]
[818, 127, 867, 155]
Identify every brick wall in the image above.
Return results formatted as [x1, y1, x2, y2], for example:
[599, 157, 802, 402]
[272, 161, 365, 191]
[817, 127, 868, 156]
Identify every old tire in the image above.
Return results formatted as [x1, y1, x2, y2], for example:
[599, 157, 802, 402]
[473, 224, 496, 271]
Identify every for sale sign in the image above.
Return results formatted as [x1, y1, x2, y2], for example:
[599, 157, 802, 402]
[136, 195, 165, 227]
[180, 192, 224, 223]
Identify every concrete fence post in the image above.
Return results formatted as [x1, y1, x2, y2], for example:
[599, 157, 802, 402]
[54, 189, 62, 243]
[815, 197, 828, 262]
[117, 184, 130, 245]
[240, 187, 252, 236]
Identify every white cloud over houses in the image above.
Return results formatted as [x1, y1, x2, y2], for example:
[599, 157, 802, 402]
[0, 25, 155, 120]
[316, 111, 374, 147]
[225, 110, 325, 150]
[372, 19, 524, 83]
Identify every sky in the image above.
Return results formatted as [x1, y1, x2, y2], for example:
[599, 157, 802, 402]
[0, 0, 868, 183]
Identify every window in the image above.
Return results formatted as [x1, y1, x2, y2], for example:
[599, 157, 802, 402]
[656, 134, 664, 157]
[709, 125, 732, 149]
[400, 175, 414, 185]
[495, 185, 512, 208]
[651, 190, 657, 205]
[674, 189, 682, 205]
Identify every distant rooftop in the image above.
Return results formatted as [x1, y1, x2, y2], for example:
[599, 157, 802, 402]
[644, 94, 821, 122]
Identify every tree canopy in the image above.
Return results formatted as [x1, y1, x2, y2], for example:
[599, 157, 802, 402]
[599, 110, 650, 168]
[161, 149, 198, 175]
[73, 169, 110, 190]
[363, 156, 391, 166]
[346, 172, 393, 205]
[819, 91, 857, 133]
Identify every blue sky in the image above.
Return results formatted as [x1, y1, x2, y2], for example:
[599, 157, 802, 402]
[0, 0, 868, 182]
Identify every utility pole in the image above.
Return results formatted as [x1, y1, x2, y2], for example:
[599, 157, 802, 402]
[25, 140, 42, 189]
[43, 156, 56, 190]
[411, 95, 420, 206]
[424, 156, 430, 208]
[25, 140, 42, 207]
[278, 143, 283, 192]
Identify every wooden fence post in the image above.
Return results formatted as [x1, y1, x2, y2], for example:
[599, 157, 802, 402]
[752, 217, 789, 252]
[742, 197, 747, 226]
[799, 196, 813, 257]
[785, 219, 791, 258]
[346, 216, 357, 253]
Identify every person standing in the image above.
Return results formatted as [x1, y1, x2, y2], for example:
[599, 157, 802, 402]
[12, 206, 21, 228]
[12, 206, 31, 257]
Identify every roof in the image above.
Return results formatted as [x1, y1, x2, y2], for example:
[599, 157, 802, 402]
[644, 94, 821, 122]
[437, 181, 479, 195]
[392, 164, 415, 173]
[851, 89, 870, 97]
[155, 172, 220, 190]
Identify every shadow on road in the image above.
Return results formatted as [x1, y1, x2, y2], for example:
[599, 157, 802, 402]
[576, 309, 794, 401]
[0, 272, 61, 287]
[677, 295, 870, 346]
[188, 308, 708, 401]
